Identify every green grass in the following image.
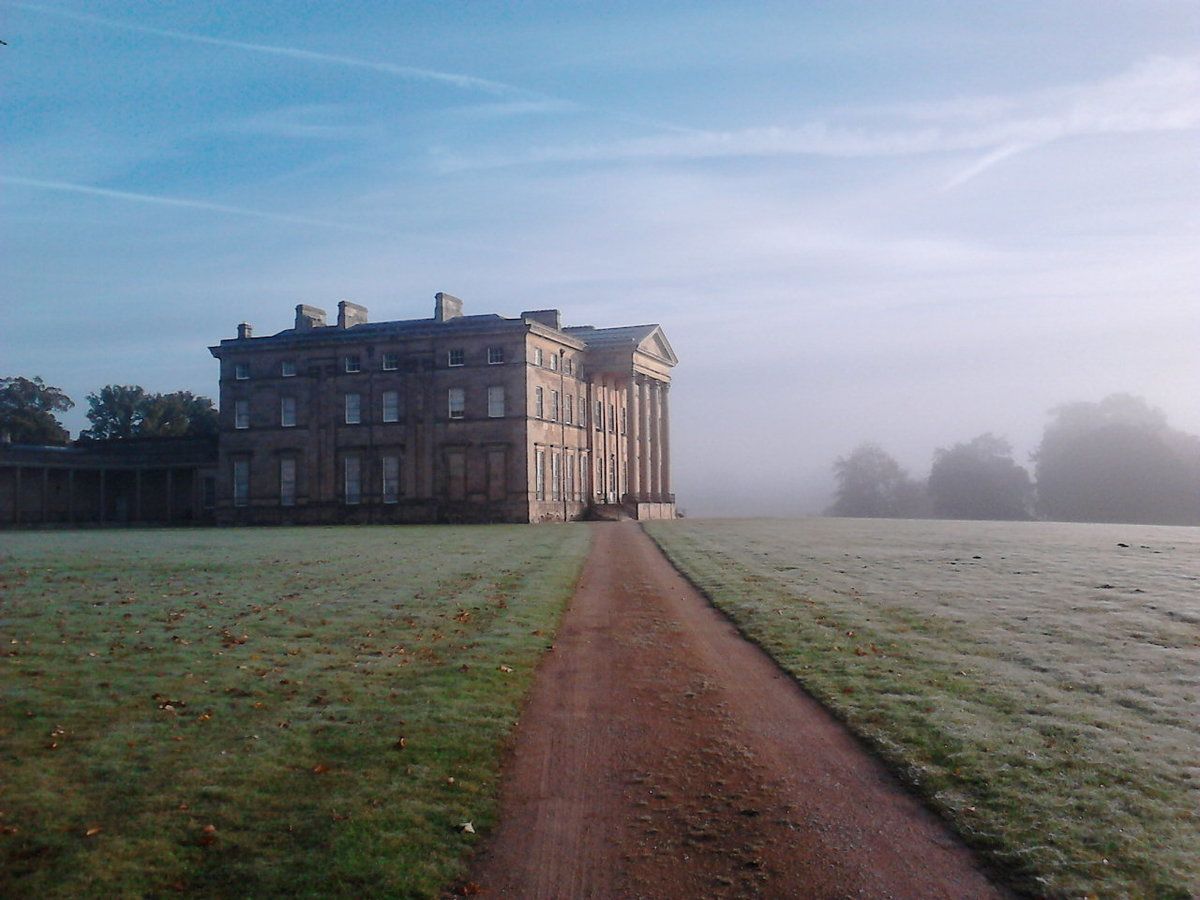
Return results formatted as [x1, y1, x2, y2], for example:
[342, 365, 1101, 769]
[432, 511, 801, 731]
[645, 517, 1200, 899]
[0, 524, 591, 898]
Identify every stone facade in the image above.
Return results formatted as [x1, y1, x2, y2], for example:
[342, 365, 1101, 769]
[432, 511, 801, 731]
[208, 293, 677, 524]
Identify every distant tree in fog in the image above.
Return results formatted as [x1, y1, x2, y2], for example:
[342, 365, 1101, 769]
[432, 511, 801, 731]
[1034, 394, 1200, 525]
[827, 443, 929, 518]
[928, 433, 1033, 520]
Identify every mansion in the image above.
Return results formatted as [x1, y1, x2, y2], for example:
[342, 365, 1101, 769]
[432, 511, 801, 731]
[1, 292, 677, 525]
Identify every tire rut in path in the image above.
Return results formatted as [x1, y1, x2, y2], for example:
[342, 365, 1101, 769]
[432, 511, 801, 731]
[467, 522, 1004, 898]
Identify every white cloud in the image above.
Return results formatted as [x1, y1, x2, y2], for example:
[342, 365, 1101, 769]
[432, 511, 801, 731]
[434, 55, 1200, 175]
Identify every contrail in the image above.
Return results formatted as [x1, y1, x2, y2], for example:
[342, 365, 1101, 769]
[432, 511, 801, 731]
[941, 142, 1035, 191]
[6, 1, 702, 135]
[7, 1, 540, 99]
[1, 175, 395, 235]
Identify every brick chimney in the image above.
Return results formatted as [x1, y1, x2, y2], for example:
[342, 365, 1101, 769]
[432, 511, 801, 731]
[434, 292, 464, 322]
[337, 300, 368, 329]
[294, 304, 327, 330]
[237, 322, 253, 340]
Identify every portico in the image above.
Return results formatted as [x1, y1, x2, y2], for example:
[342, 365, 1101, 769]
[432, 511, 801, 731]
[566, 322, 677, 520]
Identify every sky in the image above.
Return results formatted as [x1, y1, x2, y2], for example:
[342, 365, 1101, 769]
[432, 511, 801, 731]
[2, 1, 1197, 516]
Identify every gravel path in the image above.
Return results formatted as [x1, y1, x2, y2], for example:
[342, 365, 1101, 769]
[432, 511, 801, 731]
[467, 522, 1004, 898]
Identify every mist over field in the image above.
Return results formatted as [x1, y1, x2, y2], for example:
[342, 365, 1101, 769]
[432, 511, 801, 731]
[2, 2, 1197, 516]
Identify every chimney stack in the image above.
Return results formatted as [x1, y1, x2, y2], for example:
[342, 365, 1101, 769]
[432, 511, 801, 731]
[294, 304, 327, 330]
[434, 292, 464, 322]
[237, 322, 253, 340]
[522, 309, 562, 330]
[337, 300, 369, 329]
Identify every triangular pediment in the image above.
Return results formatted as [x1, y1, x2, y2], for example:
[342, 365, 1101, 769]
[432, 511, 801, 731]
[637, 327, 678, 366]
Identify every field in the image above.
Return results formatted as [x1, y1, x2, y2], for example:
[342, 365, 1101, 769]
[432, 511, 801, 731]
[0, 525, 590, 898]
[645, 517, 1200, 898]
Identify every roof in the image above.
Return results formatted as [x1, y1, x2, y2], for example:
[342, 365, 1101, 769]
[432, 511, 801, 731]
[564, 324, 659, 346]
[566, 323, 678, 366]
[0, 436, 218, 469]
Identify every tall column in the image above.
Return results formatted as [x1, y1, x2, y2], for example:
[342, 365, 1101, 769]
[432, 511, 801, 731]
[166, 468, 174, 523]
[649, 381, 662, 500]
[638, 377, 651, 500]
[626, 375, 640, 501]
[661, 384, 671, 501]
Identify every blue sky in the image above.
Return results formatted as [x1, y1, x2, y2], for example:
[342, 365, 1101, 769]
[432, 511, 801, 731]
[2, 1, 1197, 514]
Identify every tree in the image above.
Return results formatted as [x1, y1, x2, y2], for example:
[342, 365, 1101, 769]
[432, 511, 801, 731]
[1034, 394, 1200, 525]
[0, 376, 74, 444]
[928, 433, 1033, 520]
[81, 384, 147, 440]
[140, 391, 218, 438]
[827, 443, 929, 518]
[81, 385, 218, 440]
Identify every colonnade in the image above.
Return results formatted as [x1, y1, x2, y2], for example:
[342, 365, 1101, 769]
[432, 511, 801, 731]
[622, 373, 671, 503]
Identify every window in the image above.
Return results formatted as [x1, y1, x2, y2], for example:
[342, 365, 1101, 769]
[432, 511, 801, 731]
[565, 394, 573, 425]
[382, 352, 399, 371]
[448, 387, 465, 419]
[549, 352, 559, 372]
[623, 406, 628, 434]
[565, 357, 573, 376]
[447, 348, 464, 367]
[488, 346, 505, 365]
[595, 400, 604, 431]
[579, 454, 588, 499]
[280, 458, 296, 507]
[535, 449, 545, 500]
[488, 386, 505, 418]
[382, 455, 401, 503]
[609, 403, 616, 433]
[534, 386, 544, 418]
[550, 390, 559, 422]
[233, 459, 249, 507]
[609, 455, 617, 500]
[344, 455, 361, 505]
[382, 390, 400, 423]
[344, 355, 360, 373]
[281, 360, 296, 377]
[280, 397, 296, 427]
[234, 363, 249, 380]
[566, 451, 575, 499]
[579, 395, 586, 426]
[534, 347, 543, 367]
[235, 399, 250, 430]
[345, 392, 361, 424]
[551, 451, 561, 500]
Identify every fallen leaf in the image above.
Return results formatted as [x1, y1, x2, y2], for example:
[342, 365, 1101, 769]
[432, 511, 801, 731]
[460, 821, 475, 834]
[84, 827, 102, 838]
[498, 665, 513, 674]
[394, 737, 407, 750]
[312, 764, 330, 775]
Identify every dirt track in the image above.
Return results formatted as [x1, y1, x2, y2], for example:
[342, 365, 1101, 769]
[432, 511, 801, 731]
[467, 522, 1004, 898]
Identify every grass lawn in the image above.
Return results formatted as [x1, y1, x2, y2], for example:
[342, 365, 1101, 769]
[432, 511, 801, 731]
[646, 517, 1200, 899]
[0, 524, 590, 898]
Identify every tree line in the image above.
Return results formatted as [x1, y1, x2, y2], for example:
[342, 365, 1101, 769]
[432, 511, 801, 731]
[0, 376, 217, 444]
[829, 394, 1200, 526]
